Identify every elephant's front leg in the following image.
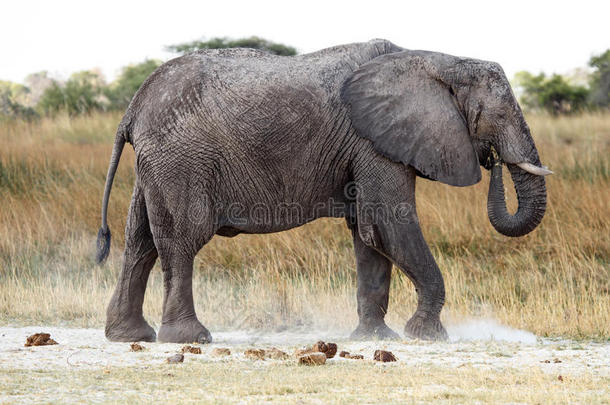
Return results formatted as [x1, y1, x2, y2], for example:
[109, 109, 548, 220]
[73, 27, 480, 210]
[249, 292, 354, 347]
[348, 221, 400, 340]
[355, 165, 448, 341]
[360, 215, 448, 341]
[397, 223, 449, 341]
[156, 245, 212, 344]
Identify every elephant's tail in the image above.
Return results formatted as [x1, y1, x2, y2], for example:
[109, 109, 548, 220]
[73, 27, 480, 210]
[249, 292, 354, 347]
[96, 127, 127, 264]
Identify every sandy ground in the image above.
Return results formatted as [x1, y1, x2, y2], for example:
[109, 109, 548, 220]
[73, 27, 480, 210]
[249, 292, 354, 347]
[1, 320, 608, 403]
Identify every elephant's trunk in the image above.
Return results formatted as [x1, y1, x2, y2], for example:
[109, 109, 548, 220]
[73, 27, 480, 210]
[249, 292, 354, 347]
[487, 162, 547, 237]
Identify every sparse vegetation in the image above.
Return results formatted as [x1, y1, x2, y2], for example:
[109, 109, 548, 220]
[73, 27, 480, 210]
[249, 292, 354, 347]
[0, 111, 608, 340]
[3, 361, 607, 403]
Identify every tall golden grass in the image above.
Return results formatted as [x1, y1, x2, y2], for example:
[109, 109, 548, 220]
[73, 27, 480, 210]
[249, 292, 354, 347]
[0, 111, 608, 339]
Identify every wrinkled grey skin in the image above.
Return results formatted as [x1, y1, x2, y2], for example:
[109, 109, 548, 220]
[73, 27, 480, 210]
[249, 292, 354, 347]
[97, 39, 548, 343]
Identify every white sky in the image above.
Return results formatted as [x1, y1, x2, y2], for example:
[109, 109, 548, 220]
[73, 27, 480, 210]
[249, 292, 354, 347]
[1, 0, 608, 84]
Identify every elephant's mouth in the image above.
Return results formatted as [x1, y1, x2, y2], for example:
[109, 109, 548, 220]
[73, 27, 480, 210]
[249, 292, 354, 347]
[485, 148, 550, 237]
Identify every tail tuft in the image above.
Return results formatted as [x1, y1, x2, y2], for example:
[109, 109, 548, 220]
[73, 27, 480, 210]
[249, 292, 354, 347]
[95, 227, 111, 264]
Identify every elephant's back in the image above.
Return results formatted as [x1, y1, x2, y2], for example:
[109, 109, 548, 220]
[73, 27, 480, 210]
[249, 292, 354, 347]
[126, 49, 340, 147]
[126, 39, 400, 140]
[125, 40, 400, 157]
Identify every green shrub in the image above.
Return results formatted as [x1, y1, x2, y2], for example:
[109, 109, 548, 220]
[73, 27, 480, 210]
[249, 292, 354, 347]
[166, 36, 297, 56]
[514, 71, 590, 114]
[589, 50, 610, 107]
[105, 59, 162, 110]
[0, 81, 37, 121]
[38, 71, 107, 116]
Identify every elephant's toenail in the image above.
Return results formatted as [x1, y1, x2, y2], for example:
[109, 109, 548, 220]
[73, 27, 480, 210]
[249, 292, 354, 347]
[197, 333, 212, 344]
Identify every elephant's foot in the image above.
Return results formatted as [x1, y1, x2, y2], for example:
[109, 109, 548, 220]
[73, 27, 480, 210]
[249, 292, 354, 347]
[158, 318, 212, 344]
[350, 322, 401, 340]
[105, 317, 156, 342]
[404, 312, 448, 341]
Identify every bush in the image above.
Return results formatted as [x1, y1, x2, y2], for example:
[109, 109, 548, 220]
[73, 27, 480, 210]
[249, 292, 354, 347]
[514, 71, 590, 114]
[166, 36, 297, 56]
[589, 49, 610, 107]
[38, 71, 108, 116]
[0, 81, 37, 121]
[105, 59, 162, 110]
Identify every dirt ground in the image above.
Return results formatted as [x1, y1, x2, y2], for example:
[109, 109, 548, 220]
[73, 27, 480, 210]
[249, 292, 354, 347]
[1, 321, 608, 404]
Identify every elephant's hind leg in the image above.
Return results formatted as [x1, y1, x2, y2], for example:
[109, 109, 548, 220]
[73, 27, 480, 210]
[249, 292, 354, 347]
[348, 220, 400, 340]
[155, 242, 212, 344]
[105, 185, 158, 342]
[147, 189, 213, 344]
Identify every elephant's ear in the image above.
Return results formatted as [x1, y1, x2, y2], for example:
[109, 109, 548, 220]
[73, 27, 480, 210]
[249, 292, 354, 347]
[341, 50, 481, 186]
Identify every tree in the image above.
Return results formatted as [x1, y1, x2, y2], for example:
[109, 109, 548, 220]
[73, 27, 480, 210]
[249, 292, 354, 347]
[24, 72, 54, 107]
[106, 59, 162, 109]
[588, 49, 610, 107]
[513, 71, 590, 114]
[166, 36, 297, 56]
[38, 70, 108, 116]
[0, 81, 37, 120]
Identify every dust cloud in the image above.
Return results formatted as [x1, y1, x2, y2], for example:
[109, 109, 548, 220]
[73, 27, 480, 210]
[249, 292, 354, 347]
[446, 318, 537, 344]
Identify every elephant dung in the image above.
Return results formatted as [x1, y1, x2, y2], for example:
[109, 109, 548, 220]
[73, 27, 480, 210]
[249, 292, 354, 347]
[339, 351, 363, 359]
[265, 348, 289, 360]
[211, 348, 231, 357]
[25, 333, 58, 347]
[374, 350, 397, 362]
[166, 353, 184, 364]
[298, 352, 327, 366]
[130, 343, 145, 352]
[244, 349, 266, 360]
[325, 343, 338, 358]
[294, 347, 313, 357]
[311, 340, 338, 358]
[181, 345, 202, 354]
[312, 341, 328, 353]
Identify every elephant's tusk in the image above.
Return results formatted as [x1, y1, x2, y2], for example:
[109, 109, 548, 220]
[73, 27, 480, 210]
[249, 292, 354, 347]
[516, 162, 553, 176]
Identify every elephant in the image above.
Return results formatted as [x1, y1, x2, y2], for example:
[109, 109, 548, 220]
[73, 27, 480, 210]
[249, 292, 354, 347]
[96, 39, 551, 343]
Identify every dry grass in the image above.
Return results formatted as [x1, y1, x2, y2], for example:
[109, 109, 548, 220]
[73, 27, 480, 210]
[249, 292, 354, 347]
[2, 361, 608, 404]
[0, 111, 608, 339]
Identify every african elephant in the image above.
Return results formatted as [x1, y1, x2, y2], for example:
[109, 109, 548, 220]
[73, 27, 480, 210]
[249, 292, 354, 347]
[96, 39, 551, 343]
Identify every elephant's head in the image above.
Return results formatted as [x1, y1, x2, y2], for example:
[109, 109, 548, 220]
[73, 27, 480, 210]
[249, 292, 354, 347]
[341, 49, 551, 237]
